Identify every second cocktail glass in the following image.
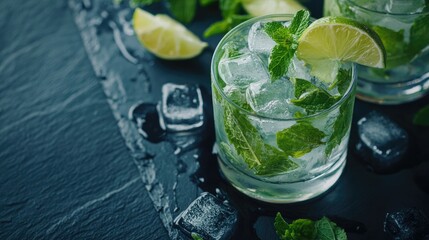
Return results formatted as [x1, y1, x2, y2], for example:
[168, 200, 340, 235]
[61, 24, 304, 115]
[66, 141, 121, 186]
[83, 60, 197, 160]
[325, 0, 429, 104]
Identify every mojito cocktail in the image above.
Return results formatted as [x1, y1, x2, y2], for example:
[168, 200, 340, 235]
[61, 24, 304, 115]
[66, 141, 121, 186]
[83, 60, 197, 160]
[325, 0, 429, 104]
[211, 11, 366, 203]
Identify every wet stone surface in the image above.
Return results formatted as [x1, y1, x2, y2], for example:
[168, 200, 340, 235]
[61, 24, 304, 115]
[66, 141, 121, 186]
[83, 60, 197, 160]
[2, 0, 429, 239]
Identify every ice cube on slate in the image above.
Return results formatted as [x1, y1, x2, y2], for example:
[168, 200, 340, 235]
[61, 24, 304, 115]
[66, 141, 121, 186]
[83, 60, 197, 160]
[384, 208, 429, 240]
[161, 83, 204, 132]
[248, 21, 276, 56]
[355, 111, 409, 172]
[174, 192, 238, 240]
[246, 79, 294, 118]
[218, 53, 269, 89]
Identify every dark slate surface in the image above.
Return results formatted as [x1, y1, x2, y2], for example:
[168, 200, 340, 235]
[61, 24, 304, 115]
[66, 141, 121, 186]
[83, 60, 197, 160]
[0, 0, 168, 239]
[1, 0, 429, 240]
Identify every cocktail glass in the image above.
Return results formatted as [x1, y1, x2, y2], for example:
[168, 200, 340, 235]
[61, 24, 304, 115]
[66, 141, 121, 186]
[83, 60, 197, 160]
[211, 15, 357, 203]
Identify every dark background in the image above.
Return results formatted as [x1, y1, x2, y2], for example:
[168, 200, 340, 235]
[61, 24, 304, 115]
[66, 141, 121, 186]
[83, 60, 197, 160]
[1, 0, 428, 239]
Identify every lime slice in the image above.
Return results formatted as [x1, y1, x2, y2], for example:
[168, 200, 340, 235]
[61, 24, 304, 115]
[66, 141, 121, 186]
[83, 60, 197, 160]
[297, 17, 386, 68]
[132, 8, 207, 60]
[241, 0, 306, 16]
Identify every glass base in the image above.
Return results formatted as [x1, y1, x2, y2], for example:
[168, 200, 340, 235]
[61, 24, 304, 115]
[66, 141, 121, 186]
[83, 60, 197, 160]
[357, 72, 429, 105]
[218, 152, 346, 203]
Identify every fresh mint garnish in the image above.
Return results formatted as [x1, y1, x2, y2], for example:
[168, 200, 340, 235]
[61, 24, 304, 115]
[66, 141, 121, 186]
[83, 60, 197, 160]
[325, 95, 354, 156]
[294, 78, 317, 98]
[289, 9, 311, 37]
[166, 0, 197, 23]
[413, 104, 429, 126]
[264, 9, 310, 81]
[291, 87, 340, 115]
[329, 68, 352, 95]
[223, 104, 298, 176]
[315, 217, 347, 240]
[410, 14, 429, 58]
[274, 212, 348, 240]
[204, 0, 251, 37]
[191, 232, 204, 240]
[276, 121, 326, 158]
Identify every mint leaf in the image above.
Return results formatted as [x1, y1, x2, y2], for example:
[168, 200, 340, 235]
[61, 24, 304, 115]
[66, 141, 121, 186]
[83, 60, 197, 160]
[372, 25, 412, 68]
[294, 78, 317, 98]
[276, 121, 326, 158]
[264, 22, 292, 44]
[167, 0, 197, 23]
[315, 217, 347, 240]
[285, 219, 316, 240]
[289, 9, 310, 36]
[204, 19, 231, 38]
[274, 213, 347, 240]
[131, 0, 161, 5]
[264, 10, 310, 81]
[199, 0, 217, 6]
[204, 14, 251, 38]
[291, 88, 340, 115]
[329, 68, 351, 95]
[223, 85, 252, 111]
[413, 104, 429, 126]
[274, 213, 289, 237]
[224, 104, 298, 176]
[325, 95, 354, 156]
[410, 14, 429, 57]
[191, 232, 204, 240]
[269, 44, 295, 80]
[220, 0, 241, 17]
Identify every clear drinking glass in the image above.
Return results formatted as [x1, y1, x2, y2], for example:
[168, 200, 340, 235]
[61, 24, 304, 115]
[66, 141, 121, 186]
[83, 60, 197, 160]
[211, 15, 357, 203]
[324, 0, 429, 104]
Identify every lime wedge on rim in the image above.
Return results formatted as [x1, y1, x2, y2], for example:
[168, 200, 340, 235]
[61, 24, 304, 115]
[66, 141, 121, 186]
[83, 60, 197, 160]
[241, 0, 306, 16]
[132, 8, 207, 60]
[297, 17, 386, 68]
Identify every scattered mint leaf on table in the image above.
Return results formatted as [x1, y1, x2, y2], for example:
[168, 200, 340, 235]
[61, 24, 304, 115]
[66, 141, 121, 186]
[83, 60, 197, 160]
[274, 213, 348, 240]
[223, 104, 298, 176]
[315, 217, 347, 240]
[191, 232, 204, 240]
[413, 104, 429, 126]
[166, 0, 197, 23]
[264, 9, 310, 81]
[204, 14, 251, 38]
[274, 212, 290, 237]
[276, 121, 325, 158]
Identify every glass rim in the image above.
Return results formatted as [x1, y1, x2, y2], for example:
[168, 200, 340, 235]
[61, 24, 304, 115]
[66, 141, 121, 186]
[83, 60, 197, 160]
[346, 0, 429, 16]
[211, 14, 357, 122]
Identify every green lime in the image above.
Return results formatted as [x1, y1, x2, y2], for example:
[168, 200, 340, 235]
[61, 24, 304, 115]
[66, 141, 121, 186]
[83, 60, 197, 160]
[297, 17, 386, 68]
[241, 0, 306, 16]
[132, 8, 207, 60]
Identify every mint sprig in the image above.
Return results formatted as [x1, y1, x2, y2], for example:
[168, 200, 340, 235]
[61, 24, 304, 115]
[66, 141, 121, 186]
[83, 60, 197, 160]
[274, 213, 347, 240]
[276, 121, 325, 158]
[264, 9, 310, 81]
[223, 104, 298, 176]
[325, 94, 354, 156]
